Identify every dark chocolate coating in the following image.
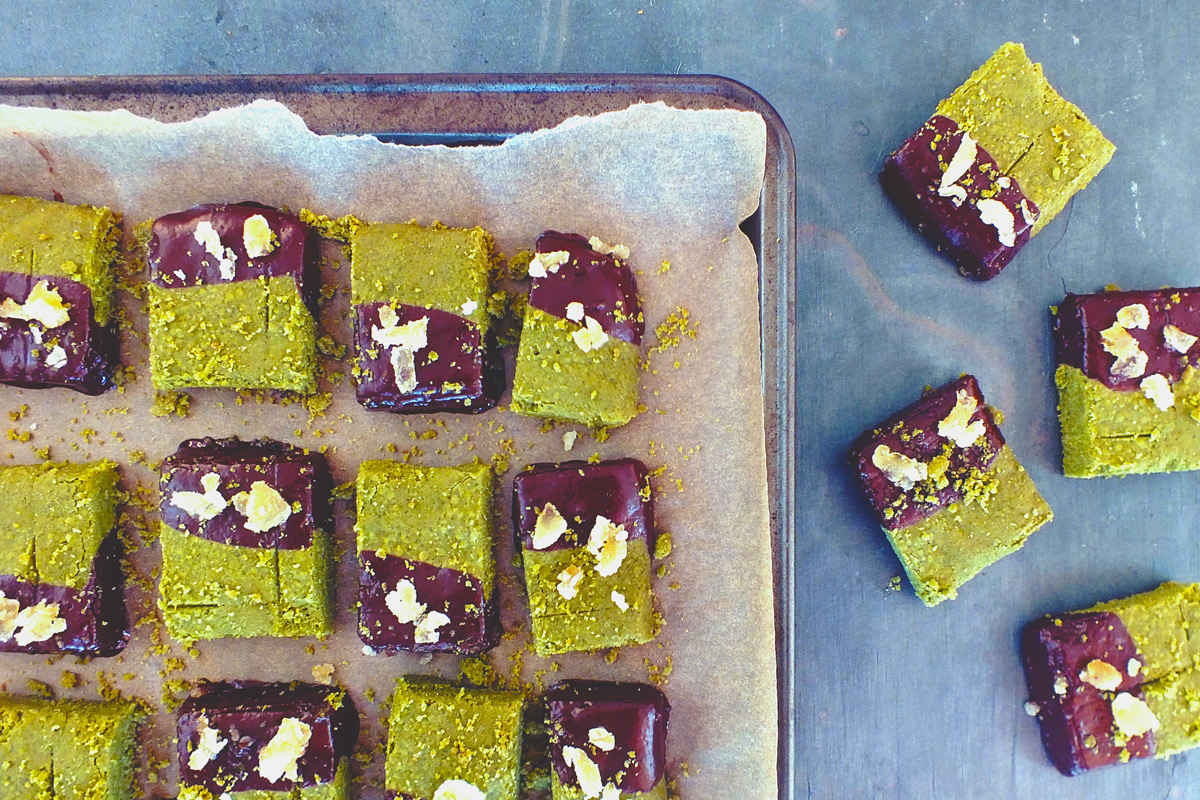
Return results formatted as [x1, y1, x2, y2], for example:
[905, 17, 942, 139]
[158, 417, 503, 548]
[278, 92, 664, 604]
[178, 680, 358, 794]
[357, 550, 499, 654]
[530, 231, 644, 344]
[352, 302, 503, 414]
[160, 437, 331, 550]
[1054, 287, 1200, 390]
[0, 531, 128, 657]
[850, 374, 1004, 531]
[0, 271, 117, 395]
[512, 458, 653, 553]
[880, 115, 1039, 281]
[148, 202, 319, 312]
[545, 680, 669, 793]
[1022, 611, 1153, 775]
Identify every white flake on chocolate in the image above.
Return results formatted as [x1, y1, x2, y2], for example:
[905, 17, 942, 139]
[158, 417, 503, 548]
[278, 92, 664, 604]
[871, 445, 927, 490]
[257, 717, 312, 783]
[1111, 692, 1159, 738]
[44, 345, 67, 370]
[173, 269, 187, 282]
[556, 565, 584, 600]
[600, 784, 620, 800]
[373, 312, 429, 351]
[413, 610, 451, 644]
[565, 301, 586, 323]
[1116, 303, 1150, 330]
[188, 714, 229, 770]
[433, 780, 486, 800]
[1100, 323, 1148, 380]
[532, 503, 569, 550]
[1140, 373, 1174, 411]
[385, 579, 426, 625]
[390, 347, 418, 394]
[28, 326, 41, 344]
[1020, 199, 1037, 225]
[12, 600, 66, 646]
[1053, 675, 1068, 696]
[997, 176, 1012, 189]
[231, 481, 292, 533]
[0, 280, 71, 329]
[588, 726, 616, 751]
[937, 131, 976, 206]
[528, 250, 571, 278]
[976, 197, 1016, 247]
[562, 745, 604, 799]
[588, 236, 630, 260]
[171, 472, 228, 522]
[587, 516, 629, 577]
[243, 214, 276, 259]
[1080, 659, 1122, 691]
[572, 316, 609, 353]
[1164, 323, 1198, 354]
[0, 592, 19, 642]
[194, 220, 237, 279]
[936, 389, 986, 448]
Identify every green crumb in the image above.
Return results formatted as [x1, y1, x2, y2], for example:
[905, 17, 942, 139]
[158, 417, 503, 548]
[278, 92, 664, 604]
[888, 575, 903, 592]
[27, 679, 54, 699]
[61, 670, 81, 689]
[8, 403, 27, 422]
[304, 392, 334, 420]
[331, 481, 355, 501]
[647, 306, 697, 357]
[508, 250, 534, 280]
[653, 531, 673, 560]
[460, 656, 500, 688]
[299, 209, 365, 242]
[604, 648, 620, 665]
[658, 259, 671, 274]
[150, 390, 192, 418]
[316, 335, 347, 359]
[6, 428, 30, 442]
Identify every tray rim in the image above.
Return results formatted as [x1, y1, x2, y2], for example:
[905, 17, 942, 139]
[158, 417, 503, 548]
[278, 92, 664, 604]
[0, 73, 797, 800]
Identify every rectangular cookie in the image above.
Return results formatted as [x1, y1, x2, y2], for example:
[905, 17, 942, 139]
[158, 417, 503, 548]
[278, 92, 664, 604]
[355, 460, 498, 654]
[850, 374, 1053, 606]
[157, 437, 333, 644]
[545, 680, 670, 800]
[881, 42, 1114, 280]
[1054, 287, 1200, 476]
[385, 679, 524, 800]
[511, 232, 643, 428]
[1022, 582, 1200, 774]
[0, 696, 141, 799]
[512, 458, 656, 655]
[349, 221, 502, 413]
[146, 202, 318, 392]
[177, 680, 357, 800]
[0, 460, 128, 656]
[0, 194, 121, 393]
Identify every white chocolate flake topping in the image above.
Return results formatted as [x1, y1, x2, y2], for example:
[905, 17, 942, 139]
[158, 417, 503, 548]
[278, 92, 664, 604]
[1100, 323, 1148, 380]
[243, 214, 276, 259]
[1116, 303, 1150, 330]
[532, 503, 569, 550]
[12, 600, 66, 646]
[1128, 659, 1142, 677]
[414, 610, 451, 644]
[1140, 373, 1174, 411]
[0, 592, 19, 642]
[44, 345, 67, 370]
[0, 280, 70, 329]
[937, 131, 977, 207]
[433, 780, 486, 800]
[976, 197, 1017, 247]
[528, 250, 570, 278]
[871, 445, 927, 490]
[565, 301, 586, 322]
[188, 714, 229, 770]
[588, 236, 630, 260]
[600, 784, 620, 800]
[1080, 659, 1123, 692]
[562, 745, 604, 799]
[572, 316, 609, 353]
[373, 313, 429, 351]
[231, 481, 292, 533]
[587, 516, 629, 577]
[460, 299, 478, 316]
[937, 389, 986, 448]
[385, 579, 426, 624]
[311, 663, 335, 685]
[1111, 692, 1159, 738]
[171, 472, 228, 522]
[390, 347, 418, 394]
[557, 565, 584, 600]
[1053, 676, 1068, 696]
[257, 717, 312, 783]
[1020, 199, 1037, 225]
[1164, 323, 1198, 354]
[1024, 701, 1041, 717]
[611, 590, 629, 612]
[588, 726, 616, 751]
[563, 431, 578, 451]
[194, 221, 237, 280]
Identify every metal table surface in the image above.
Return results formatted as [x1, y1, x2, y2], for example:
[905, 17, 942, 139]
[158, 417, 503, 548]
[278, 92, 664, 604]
[1, 2, 1198, 799]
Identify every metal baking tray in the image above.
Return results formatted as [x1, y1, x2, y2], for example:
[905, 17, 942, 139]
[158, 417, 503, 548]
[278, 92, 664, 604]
[0, 75, 796, 799]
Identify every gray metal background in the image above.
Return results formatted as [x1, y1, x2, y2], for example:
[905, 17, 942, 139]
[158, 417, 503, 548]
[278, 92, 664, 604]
[0, 1, 1195, 798]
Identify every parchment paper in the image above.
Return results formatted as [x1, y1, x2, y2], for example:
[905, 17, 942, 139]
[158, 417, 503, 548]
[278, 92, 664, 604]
[0, 100, 771, 799]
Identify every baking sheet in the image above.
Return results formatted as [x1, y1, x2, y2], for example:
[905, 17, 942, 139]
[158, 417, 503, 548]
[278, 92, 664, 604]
[0, 99, 773, 799]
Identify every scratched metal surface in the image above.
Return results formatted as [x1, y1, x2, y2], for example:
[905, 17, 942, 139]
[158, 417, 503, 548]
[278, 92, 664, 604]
[0, 1, 1196, 798]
